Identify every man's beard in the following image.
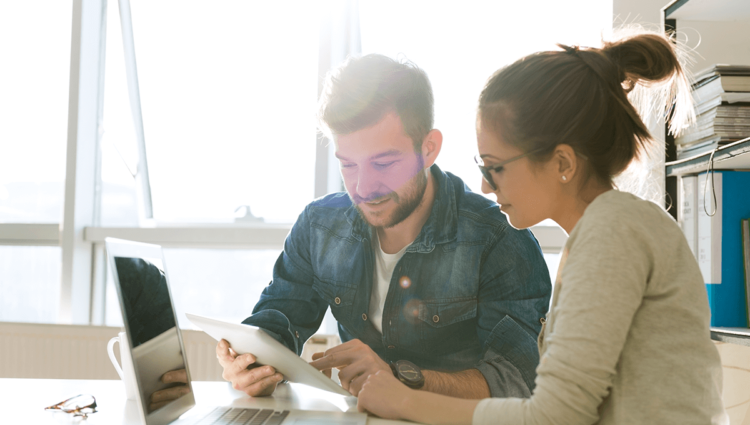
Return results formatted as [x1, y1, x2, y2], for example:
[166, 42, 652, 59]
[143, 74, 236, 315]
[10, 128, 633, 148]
[353, 167, 428, 230]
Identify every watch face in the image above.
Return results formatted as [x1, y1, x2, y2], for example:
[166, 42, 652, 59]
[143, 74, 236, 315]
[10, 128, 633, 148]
[396, 362, 421, 383]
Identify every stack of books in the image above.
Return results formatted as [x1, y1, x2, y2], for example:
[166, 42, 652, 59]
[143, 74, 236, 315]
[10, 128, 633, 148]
[675, 65, 750, 159]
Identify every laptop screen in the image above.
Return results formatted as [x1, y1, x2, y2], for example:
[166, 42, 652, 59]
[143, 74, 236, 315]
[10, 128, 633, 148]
[113, 256, 192, 415]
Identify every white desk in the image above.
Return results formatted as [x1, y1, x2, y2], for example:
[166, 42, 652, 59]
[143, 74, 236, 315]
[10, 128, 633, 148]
[0, 379, 412, 424]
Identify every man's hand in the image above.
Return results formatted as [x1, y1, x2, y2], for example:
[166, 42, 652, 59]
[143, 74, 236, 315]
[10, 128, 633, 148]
[216, 339, 284, 397]
[309, 339, 390, 396]
[310, 352, 332, 378]
[150, 368, 189, 412]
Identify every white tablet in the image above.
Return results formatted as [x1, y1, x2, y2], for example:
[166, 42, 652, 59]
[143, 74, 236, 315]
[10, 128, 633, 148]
[185, 313, 351, 397]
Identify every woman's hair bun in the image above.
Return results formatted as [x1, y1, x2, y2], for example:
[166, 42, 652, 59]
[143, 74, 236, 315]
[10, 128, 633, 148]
[602, 32, 694, 136]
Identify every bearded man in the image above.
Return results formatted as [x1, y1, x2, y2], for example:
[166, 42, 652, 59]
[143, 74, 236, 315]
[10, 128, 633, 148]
[218, 54, 551, 400]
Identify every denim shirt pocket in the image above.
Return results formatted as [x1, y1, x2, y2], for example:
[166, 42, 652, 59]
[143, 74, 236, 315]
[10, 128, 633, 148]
[416, 298, 478, 352]
[312, 278, 357, 321]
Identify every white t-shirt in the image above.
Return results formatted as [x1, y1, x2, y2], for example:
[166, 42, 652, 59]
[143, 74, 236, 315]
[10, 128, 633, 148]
[368, 235, 410, 333]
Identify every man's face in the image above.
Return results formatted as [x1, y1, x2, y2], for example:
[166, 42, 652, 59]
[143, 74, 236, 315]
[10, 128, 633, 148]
[334, 112, 428, 229]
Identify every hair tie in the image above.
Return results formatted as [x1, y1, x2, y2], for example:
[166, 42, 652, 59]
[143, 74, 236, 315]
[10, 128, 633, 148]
[558, 44, 632, 94]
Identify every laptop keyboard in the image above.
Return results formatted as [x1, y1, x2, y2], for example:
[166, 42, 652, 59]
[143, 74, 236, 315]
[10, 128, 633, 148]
[196, 407, 290, 425]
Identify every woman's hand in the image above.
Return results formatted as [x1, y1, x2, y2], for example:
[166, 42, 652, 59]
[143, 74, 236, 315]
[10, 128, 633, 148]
[357, 370, 414, 420]
[357, 370, 481, 425]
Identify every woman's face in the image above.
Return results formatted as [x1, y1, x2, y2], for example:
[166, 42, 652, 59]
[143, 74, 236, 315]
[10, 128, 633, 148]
[476, 122, 559, 229]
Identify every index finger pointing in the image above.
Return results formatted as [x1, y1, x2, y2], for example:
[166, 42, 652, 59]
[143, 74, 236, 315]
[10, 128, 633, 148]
[322, 339, 360, 356]
[309, 352, 352, 371]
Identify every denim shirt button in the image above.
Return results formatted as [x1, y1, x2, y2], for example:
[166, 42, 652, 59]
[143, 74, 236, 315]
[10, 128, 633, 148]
[334, 297, 341, 305]
[387, 345, 395, 349]
[295, 331, 300, 338]
[432, 315, 440, 323]
[362, 313, 367, 321]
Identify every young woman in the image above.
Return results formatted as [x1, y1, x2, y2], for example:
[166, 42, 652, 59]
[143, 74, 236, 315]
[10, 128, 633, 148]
[355, 32, 728, 425]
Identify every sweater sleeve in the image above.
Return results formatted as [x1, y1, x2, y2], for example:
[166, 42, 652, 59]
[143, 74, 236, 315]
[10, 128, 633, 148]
[473, 205, 652, 425]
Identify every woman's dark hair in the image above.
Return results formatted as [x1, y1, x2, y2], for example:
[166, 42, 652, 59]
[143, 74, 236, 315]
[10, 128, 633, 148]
[478, 31, 694, 186]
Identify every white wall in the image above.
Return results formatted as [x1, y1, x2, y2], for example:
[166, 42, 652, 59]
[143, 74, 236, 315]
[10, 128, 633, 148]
[613, 0, 662, 26]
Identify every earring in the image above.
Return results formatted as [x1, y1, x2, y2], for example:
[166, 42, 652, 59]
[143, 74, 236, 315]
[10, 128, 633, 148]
[561, 175, 567, 181]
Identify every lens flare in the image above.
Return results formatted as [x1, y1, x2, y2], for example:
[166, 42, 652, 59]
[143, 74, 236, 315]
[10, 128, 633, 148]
[399, 276, 411, 289]
[403, 298, 421, 324]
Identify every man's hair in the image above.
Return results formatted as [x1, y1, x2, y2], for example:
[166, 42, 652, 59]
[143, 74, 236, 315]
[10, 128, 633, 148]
[317, 54, 434, 151]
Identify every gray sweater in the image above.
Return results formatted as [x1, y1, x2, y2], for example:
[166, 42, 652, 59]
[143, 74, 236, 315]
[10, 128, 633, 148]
[473, 190, 727, 425]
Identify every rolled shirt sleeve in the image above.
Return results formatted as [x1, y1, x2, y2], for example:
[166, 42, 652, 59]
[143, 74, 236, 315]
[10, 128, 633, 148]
[473, 226, 552, 397]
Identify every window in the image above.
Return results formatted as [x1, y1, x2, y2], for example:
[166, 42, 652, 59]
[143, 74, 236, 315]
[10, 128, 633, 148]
[97, 0, 323, 328]
[99, 0, 141, 227]
[0, 246, 62, 323]
[105, 248, 279, 329]
[0, 2, 71, 324]
[100, 1, 321, 225]
[0, 1, 71, 223]
[359, 0, 613, 194]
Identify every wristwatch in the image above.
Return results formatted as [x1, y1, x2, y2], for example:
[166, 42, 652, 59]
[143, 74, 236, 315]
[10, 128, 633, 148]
[390, 360, 425, 389]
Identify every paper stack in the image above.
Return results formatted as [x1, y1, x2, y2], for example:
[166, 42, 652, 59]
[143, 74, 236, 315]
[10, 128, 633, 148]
[676, 65, 750, 159]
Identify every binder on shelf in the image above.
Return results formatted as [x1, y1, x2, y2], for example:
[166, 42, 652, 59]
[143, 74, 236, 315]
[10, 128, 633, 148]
[697, 171, 750, 327]
[679, 175, 697, 256]
[697, 172, 722, 286]
[743, 218, 750, 326]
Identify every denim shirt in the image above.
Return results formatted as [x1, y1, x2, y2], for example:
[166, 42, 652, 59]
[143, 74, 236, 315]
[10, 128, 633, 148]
[244, 165, 551, 397]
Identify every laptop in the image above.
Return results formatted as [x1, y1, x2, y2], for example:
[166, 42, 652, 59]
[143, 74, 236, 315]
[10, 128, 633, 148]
[105, 238, 367, 425]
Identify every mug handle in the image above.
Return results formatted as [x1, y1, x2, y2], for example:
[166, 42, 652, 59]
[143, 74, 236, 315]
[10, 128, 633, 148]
[107, 337, 125, 380]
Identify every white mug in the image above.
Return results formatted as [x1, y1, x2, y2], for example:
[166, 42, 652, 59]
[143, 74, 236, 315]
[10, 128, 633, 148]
[107, 331, 138, 400]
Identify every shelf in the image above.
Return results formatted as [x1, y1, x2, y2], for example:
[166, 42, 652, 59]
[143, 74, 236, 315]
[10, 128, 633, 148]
[664, 0, 750, 21]
[665, 137, 750, 176]
[711, 327, 750, 347]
